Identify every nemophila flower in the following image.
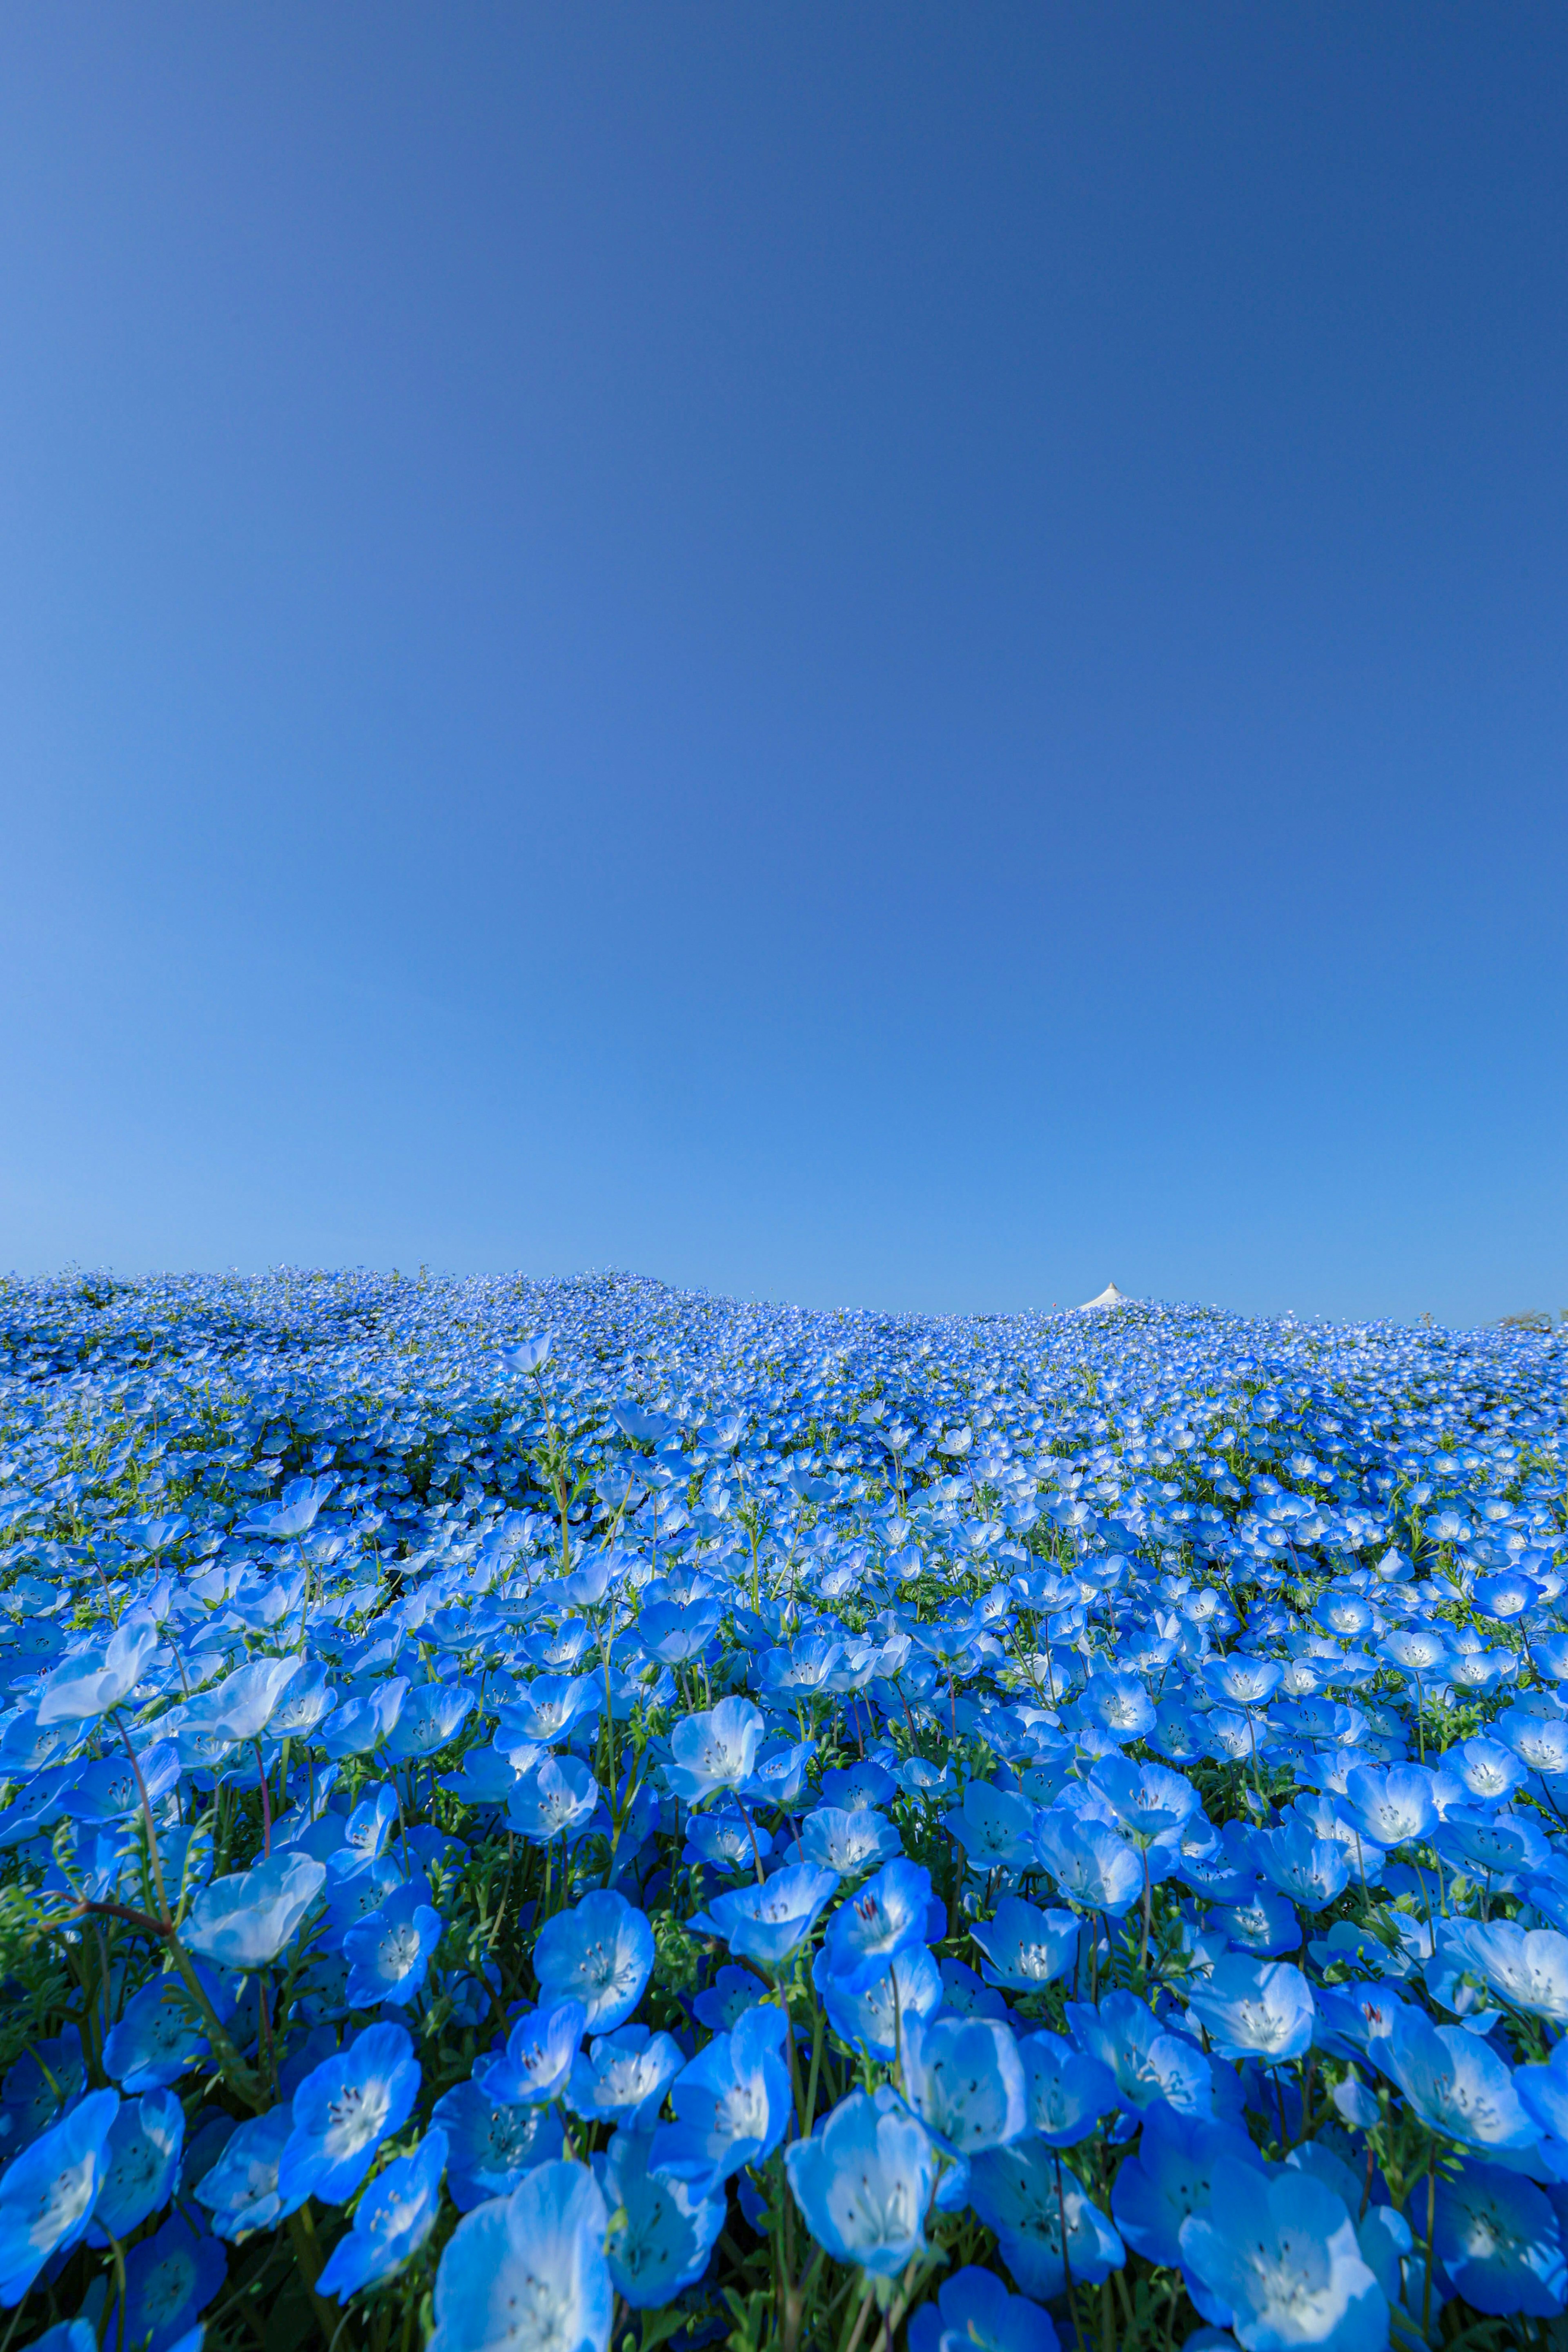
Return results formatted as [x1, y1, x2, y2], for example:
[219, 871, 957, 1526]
[1252, 1820, 1350, 1912]
[742, 1737, 816, 1809]
[597, 2129, 727, 2307]
[535, 1891, 655, 2031]
[565, 2024, 683, 2130]
[786, 2087, 936, 2279]
[87, 2088, 183, 2244]
[204, 1656, 303, 1743]
[943, 1782, 1041, 1871]
[819, 1858, 932, 1992]
[1448, 1737, 1526, 1806]
[342, 1880, 444, 2009]
[430, 2078, 565, 2212]
[1213, 1886, 1304, 1959]
[800, 1804, 902, 1875]
[969, 1897, 1080, 1994]
[814, 1944, 942, 2061]
[969, 2137, 1126, 2299]
[1035, 1811, 1143, 1916]
[940, 1956, 1011, 2024]
[315, 2129, 448, 2303]
[1, 2029, 86, 2153]
[664, 1697, 765, 1805]
[507, 1755, 601, 1845]
[698, 1863, 840, 1969]
[28, 2323, 96, 2352]
[36, 1619, 160, 1725]
[1074, 1670, 1157, 1746]
[342, 1782, 401, 1858]
[481, 2000, 587, 2107]
[0, 2087, 118, 2304]
[902, 2013, 1027, 2157]
[444, 1742, 526, 1806]
[1184, 1956, 1314, 2065]
[120, 2213, 227, 2352]
[1445, 1922, 1568, 2025]
[1340, 1765, 1438, 1850]
[62, 1737, 181, 1825]
[497, 1674, 601, 1748]
[384, 1680, 477, 1764]
[1382, 2010, 1537, 2151]
[684, 1805, 772, 1873]
[277, 2021, 421, 2207]
[907, 2265, 1059, 2352]
[653, 2005, 791, 2180]
[1089, 1755, 1201, 1844]
[1437, 1809, 1551, 1880]
[692, 1966, 769, 2033]
[1432, 2160, 1568, 2316]
[1017, 2031, 1118, 2145]
[182, 1850, 326, 1971]
[1066, 1992, 1212, 2116]
[194, 2107, 305, 2241]
[429, 2158, 610, 2352]
[1205, 1657, 1283, 1711]
[321, 1848, 406, 1945]
[1110, 2100, 1263, 2268]
[320, 1680, 408, 1761]
[1178, 2156, 1386, 2352]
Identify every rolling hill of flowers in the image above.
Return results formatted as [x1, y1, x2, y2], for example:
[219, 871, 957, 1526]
[3, 1265, 1568, 2352]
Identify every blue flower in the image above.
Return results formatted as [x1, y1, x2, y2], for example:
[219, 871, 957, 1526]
[182, 1851, 326, 1971]
[818, 1858, 932, 1992]
[120, 2212, 227, 2352]
[0, 2087, 119, 2305]
[1066, 1991, 1212, 2115]
[1016, 2031, 1118, 2145]
[534, 1890, 655, 2031]
[699, 1863, 840, 1969]
[103, 1967, 234, 2094]
[597, 2128, 727, 2307]
[499, 1674, 601, 1747]
[969, 2136, 1125, 2299]
[429, 2158, 611, 2352]
[430, 2077, 564, 2212]
[969, 1898, 1081, 1994]
[383, 1679, 477, 1764]
[785, 2087, 936, 2278]
[1034, 1812, 1144, 1917]
[1183, 1955, 1315, 2064]
[1, 2029, 86, 2154]
[1432, 2159, 1567, 2316]
[508, 1757, 602, 1846]
[652, 2005, 791, 2180]
[1110, 2099, 1263, 2267]
[277, 2021, 421, 2206]
[664, 1698, 765, 1805]
[906, 2266, 1059, 2352]
[813, 1944, 942, 2062]
[1178, 2156, 1386, 2352]
[942, 1782, 1041, 1872]
[692, 1966, 769, 2033]
[315, 2129, 448, 2303]
[1382, 2008, 1537, 2151]
[342, 1881, 445, 2009]
[902, 2014, 1027, 2157]
[565, 2024, 683, 2130]
[480, 2000, 587, 2107]
[88, 2088, 184, 2244]
[193, 2107, 305, 2241]
[800, 1805, 903, 1875]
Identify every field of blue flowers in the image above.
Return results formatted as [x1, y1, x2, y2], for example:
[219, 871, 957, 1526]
[4, 1267, 1568, 2352]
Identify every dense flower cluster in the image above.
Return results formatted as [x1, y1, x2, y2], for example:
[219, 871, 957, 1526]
[1, 1266, 1567, 2352]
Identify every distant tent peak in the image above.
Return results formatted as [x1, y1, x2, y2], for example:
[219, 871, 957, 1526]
[1078, 1281, 1134, 1311]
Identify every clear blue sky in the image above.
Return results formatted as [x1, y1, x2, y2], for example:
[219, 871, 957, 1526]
[2, 7, 1564, 1325]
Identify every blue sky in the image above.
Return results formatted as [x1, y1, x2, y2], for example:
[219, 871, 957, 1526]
[1, 7, 1564, 1325]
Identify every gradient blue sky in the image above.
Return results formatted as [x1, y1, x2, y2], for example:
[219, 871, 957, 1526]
[2, 6, 1564, 1324]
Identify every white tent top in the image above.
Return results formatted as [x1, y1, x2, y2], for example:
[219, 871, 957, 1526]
[1077, 1281, 1133, 1310]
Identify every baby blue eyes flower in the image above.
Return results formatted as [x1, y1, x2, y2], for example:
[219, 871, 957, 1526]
[1177, 2156, 1386, 2352]
[968, 2137, 1125, 2300]
[800, 1804, 902, 1875]
[507, 1756, 601, 1845]
[315, 2129, 448, 2303]
[1034, 1813, 1144, 1917]
[901, 2015, 1027, 2157]
[277, 2021, 421, 2207]
[36, 1619, 160, 1726]
[596, 2129, 727, 2308]
[120, 2212, 227, 2352]
[906, 2266, 1060, 2352]
[1382, 2009, 1538, 2152]
[1066, 1991, 1212, 2116]
[1110, 2100, 1263, 2269]
[819, 1858, 932, 1993]
[480, 2001, 588, 2107]
[383, 1680, 477, 1764]
[814, 1945, 942, 2062]
[699, 1864, 841, 1970]
[430, 2078, 565, 2213]
[87, 2088, 184, 2245]
[1184, 1956, 1315, 2065]
[652, 2005, 792, 2180]
[1432, 2160, 1568, 2317]
[785, 2087, 936, 2280]
[1446, 1922, 1568, 2026]
[969, 1898, 1081, 1995]
[565, 2024, 683, 2130]
[194, 2108, 304, 2241]
[342, 1881, 444, 2009]
[429, 2158, 611, 2352]
[1017, 2031, 1118, 2146]
[663, 1696, 765, 1805]
[535, 1891, 655, 2032]
[0, 2087, 119, 2305]
[182, 1851, 327, 1972]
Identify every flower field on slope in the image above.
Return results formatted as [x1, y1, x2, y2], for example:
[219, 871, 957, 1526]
[4, 1273, 1568, 2352]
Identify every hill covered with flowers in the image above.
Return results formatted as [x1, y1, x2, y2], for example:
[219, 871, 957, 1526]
[2, 1266, 1568, 2352]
